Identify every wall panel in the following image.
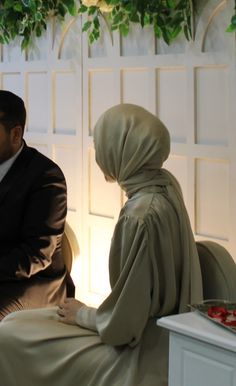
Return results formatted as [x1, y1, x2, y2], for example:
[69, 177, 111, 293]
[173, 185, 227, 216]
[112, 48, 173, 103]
[2, 38, 23, 62]
[2, 73, 22, 96]
[89, 148, 121, 218]
[195, 66, 229, 146]
[54, 145, 80, 212]
[26, 72, 49, 133]
[121, 24, 155, 56]
[27, 143, 49, 157]
[121, 68, 149, 108]
[88, 221, 112, 297]
[157, 67, 187, 143]
[195, 158, 229, 240]
[53, 71, 77, 135]
[88, 69, 115, 133]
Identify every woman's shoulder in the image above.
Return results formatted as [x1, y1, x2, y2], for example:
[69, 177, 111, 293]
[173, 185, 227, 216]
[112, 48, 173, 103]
[122, 192, 154, 220]
[122, 190, 166, 222]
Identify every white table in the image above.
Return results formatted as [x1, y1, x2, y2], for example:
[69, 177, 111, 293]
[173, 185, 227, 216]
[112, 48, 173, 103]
[157, 311, 236, 386]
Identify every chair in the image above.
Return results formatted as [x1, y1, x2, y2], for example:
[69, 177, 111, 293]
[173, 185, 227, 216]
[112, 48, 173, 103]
[196, 240, 236, 302]
[61, 222, 80, 273]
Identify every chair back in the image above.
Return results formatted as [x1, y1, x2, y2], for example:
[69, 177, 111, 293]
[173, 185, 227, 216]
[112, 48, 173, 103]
[61, 222, 80, 273]
[196, 240, 236, 301]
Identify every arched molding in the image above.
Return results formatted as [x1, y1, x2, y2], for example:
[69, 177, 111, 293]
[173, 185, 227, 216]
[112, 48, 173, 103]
[194, 0, 227, 52]
[87, 14, 115, 59]
[57, 17, 79, 60]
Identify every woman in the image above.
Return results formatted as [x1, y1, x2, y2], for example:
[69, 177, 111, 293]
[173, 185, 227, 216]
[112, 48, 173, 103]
[0, 104, 202, 386]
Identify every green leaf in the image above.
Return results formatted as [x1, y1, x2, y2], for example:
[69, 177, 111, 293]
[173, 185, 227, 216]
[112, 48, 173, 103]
[89, 34, 94, 43]
[166, 0, 176, 8]
[93, 16, 100, 29]
[78, 4, 88, 13]
[119, 22, 129, 36]
[231, 14, 236, 26]
[82, 20, 92, 32]
[226, 24, 236, 33]
[5, 0, 16, 9]
[154, 24, 162, 38]
[123, 3, 133, 12]
[35, 25, 42, 37]
[58, 3, 67, 17]
[21, 36, 30, 50]
[111, 23, 119, 30]
[171, 24, 182, 39]
[109, 0, 120, 5]
[67, 1, 78, 16]
[130, 13, 140, 23]
[92, 28, 100, 40]
[162, 30, 171, 45]
[35, 12, 42, 21]
[13, 3, 23, 12]
[156, 15, 165, 27]
[28, 0, 37, 13]
[88, 6, 97, 16]
[112, 11, 123, 25]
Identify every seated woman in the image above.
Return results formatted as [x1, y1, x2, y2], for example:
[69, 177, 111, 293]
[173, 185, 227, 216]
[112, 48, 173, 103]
[0, 104, 203, 386]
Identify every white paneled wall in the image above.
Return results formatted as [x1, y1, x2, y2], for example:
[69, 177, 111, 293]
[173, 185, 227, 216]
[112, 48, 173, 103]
[157, 67, 187, 143]
[195, 66, 229, 146]
[27, 72, 49, 133]
[195, 158, 230, 239]
[53, 71, 78, 135]
[1, 0, 235, 307]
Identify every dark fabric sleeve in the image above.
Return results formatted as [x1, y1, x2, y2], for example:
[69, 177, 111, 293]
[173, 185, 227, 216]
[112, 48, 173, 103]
[0, 164, 67, 281]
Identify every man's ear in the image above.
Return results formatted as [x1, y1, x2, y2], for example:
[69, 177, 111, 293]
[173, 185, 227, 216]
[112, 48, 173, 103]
[11, 125, 23, 145]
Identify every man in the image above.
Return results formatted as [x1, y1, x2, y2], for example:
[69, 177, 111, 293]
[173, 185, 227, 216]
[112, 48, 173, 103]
[0, 90, 74, 320]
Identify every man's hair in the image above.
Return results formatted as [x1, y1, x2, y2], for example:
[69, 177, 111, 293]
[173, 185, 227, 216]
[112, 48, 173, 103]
[0, 90, 26, 135]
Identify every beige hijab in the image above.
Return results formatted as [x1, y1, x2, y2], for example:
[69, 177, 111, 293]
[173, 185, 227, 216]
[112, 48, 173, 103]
[93, 103, 171, 196]
[94, 103, 203, 311]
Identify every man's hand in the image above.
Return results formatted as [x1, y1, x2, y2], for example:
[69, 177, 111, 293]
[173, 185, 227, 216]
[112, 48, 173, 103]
[57, 297, 85, 325]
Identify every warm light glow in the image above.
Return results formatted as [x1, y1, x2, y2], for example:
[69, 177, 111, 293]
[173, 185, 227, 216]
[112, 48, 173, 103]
[71, 226, 112, 308]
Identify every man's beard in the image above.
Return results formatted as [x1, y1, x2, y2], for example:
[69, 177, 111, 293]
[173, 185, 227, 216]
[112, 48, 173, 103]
[0, 144, 15, 165]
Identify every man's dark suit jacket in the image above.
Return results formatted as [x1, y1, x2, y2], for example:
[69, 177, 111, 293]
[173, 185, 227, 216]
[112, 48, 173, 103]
[0, 141, 74, 320]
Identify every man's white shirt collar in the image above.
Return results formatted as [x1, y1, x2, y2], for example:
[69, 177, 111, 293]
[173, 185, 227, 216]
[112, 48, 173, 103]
[0, 143, 24, 183]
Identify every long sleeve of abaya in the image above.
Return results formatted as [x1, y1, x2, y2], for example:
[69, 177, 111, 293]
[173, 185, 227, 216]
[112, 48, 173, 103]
[76, 216, 152, 346]
[95, 216, 153, 347]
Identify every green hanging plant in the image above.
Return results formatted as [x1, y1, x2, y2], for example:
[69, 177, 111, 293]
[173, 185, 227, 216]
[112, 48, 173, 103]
[0, 0, 235, 50]
[79, 0, 194, 44]
[0, 0, 78, 50]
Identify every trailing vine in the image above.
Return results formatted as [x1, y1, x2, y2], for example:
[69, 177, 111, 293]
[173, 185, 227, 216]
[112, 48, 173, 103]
[79, 0, 193, 44]
[0, 0, 78, 50]
[0, 0, 235, 50]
